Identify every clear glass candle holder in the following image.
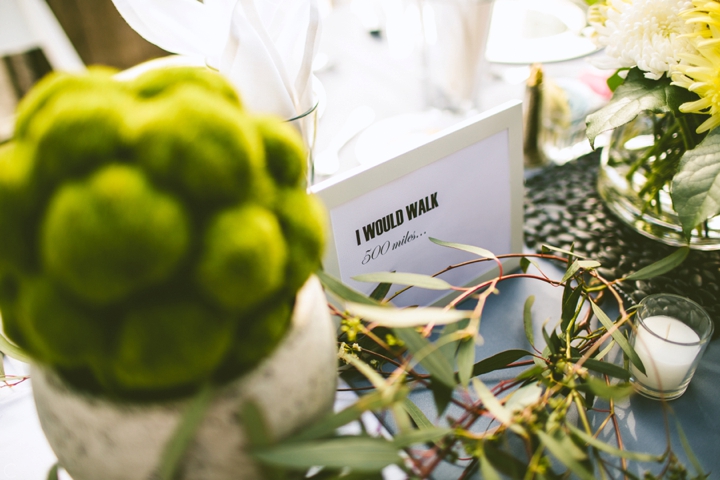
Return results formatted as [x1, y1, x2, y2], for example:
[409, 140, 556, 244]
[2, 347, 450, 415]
[629, 294, 714, 401]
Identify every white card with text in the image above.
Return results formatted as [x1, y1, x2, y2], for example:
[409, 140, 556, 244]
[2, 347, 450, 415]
[312, 101, 524, 307]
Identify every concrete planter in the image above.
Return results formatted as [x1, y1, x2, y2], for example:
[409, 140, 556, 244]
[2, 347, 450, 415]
[32, 275, 337, 480]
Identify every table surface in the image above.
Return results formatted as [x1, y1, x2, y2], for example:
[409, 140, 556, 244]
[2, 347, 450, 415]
[2, 2, 719, 479]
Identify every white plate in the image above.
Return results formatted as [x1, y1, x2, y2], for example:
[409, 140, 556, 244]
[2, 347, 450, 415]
[485, 0, 599, 64]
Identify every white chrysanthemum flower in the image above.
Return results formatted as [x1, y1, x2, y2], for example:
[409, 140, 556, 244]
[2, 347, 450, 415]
[589, 0, 699, 80]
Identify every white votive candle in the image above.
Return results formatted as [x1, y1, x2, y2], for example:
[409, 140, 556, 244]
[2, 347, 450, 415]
[630, 315, 700, 391]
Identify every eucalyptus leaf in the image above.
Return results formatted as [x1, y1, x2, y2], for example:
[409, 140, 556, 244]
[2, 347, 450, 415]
[429, 237, 496, 259]
[316, 269, 379, 306]
[536, 431, 595, 480]
[393, 427, 452, 448]
[624, 247, 689, 280]
[463, 349, 533, 379]
[394, 328, 456, 388]
[571, 357, 631, 380]
[346, 303, 470, 328]
[429, 378, 453, 416]
[457, 338, 476, 387]
[578, 260, 601, 269]
[561, 260, 581, 284]
[520, 256, 532, 273]
[352, 272, 453, 290]
[541, 244, 590, 260]
[46, 463, 59, 480]
[0, 333, 32, 364]
[673, 129, 720, 236]
[472, 377, 511, 425]
[524, 296, 535, 347]
[292, 389, 405, 442]
[561, 286, 583, 333]
[585, 68, 696, 148]
[478, 446, 503, 480]
[369, 282, 391, 302]
[566, 423, 659, 462]
[676, 419, 709, 478]
[589, 301, 646, 375]
[156, 384, 213, 480]
[504, 383, 543, 414]
[402, 397, 434, 430]
[582, 376, 634, 400]
[253, 437, 401, 472]
[240, 400, 272, 447]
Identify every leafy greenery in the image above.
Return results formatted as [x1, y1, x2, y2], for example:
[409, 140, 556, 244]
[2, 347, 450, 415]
[240, 241, 704, 479]
[0, 67, 326, 399]
[586, 66, 720, 237]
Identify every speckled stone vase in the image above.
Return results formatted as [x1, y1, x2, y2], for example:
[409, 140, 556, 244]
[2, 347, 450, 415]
[31, 276, 337, 480]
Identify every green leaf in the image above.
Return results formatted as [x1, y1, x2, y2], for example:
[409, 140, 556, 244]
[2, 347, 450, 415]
[292, 389, 405, 442]
[561, 260, 581, 284]
[484, 443, 528, 478]
[393, 427, 452, 448]
[541, 244, 590, 259]
[46, 463, 59, 480]
[607, 68, 629, 92]
[586, 67, 697, 148]
[561, 286, 583, 333]
[316, 269, 379, 306]
[457, 338, 475, 387]
[478, 445, 503, 480]
[157, 384, 213, 480]
[542, 327, 557, 355]
[566, 423, 659, 462]
[438, 321, 464, 364]
[253, 437, 401, 472]
[464, 350, 533, 379]
[240, 401, 273, 447]
[673, 128, 720, 236]
[571, 357, 631, 380]
[536, 431, 595, 480]
[402, 397, 434, 430]
[352, 272, 453, 290]
[369, 282, 391, 302]
[472, 377, 511, 425]
[524, 296, 535, 347]
[520, 256, 532, 273]
[578, 260, 601, 270]
[676, 419, 709, 478]
[505, 383, 543, 413]
[429, 237, 496, 259]
[589, 301, 646, 375]
[346, 303, 470, 328]
[624, 247, 689, 280]
[0, 333, 32, 364]
[581, 376, 634, 400]
[394, 327, 456, 388]
[429, 378, 453, 416]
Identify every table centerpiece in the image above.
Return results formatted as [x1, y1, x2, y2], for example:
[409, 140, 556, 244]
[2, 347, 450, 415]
[585, 0, 720, 249]
[0, 65, 336, 480]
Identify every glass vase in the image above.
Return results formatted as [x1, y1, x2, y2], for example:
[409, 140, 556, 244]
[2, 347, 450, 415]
[597, 110, 720, 250]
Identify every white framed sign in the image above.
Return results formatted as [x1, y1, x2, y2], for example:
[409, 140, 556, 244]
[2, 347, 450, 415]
[311, 100, 524, 307]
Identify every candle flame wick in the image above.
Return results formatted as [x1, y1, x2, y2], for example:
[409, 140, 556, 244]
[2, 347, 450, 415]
[665, 323, 671, 340]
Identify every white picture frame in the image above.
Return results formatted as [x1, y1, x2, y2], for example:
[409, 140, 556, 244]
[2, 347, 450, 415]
[311, 100, 524, 307]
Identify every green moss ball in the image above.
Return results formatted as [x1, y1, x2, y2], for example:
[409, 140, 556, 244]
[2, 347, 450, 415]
[113, 300, 233, 390]
[29, 90, 131, 187]
[130, 66, 242, 108]
[41, 165, 190, 304]
[253, 115, 307, 187]
[275, 190, 327, 293]
[133, 88, 264, 208]
[0, 143, 37, 273]
[197, 205, 287, 312]
[18, 278, 108, 366]
[14, 68, 118, 139]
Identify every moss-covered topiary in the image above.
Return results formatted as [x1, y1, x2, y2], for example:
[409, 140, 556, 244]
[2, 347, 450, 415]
[0, 67, 327, 399]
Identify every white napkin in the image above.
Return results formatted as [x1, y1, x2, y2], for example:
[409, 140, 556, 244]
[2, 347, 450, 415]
[112, 0, 320, 119]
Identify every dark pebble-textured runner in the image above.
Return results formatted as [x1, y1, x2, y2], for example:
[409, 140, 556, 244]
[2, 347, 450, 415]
[524, 151, 720, 336]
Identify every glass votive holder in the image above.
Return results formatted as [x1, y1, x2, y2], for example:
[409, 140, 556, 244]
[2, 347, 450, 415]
[629, 294, 714, 401]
